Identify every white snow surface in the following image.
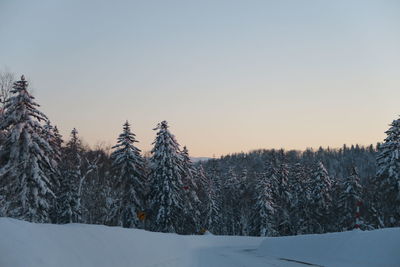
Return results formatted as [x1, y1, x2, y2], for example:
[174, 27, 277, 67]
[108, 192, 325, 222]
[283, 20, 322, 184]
[258, 228, 400, 267]
[0, 218, 399, 267]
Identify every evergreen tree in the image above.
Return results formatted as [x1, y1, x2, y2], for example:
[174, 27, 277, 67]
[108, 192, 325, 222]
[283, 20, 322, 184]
[376, 116, 400, 226]
[251, 171, 277, 237]
[197, 164, 220, 233]
[57, 128, 83, 223]
[202, 159, 224, 234]
[52, 126, 63, 157]
[329, 178, 342, 232]
[288, 163, 311, 235]
[148, 121, 186, 233]
[308, 161, 333, 233]
[42, 121, 63, 222]
[42, 121, 62, 170]
[0, 75, 58, 222]
[274, 163, 292, 236]
[337, 167, 364, 230]
[110, 121, 145, 228]
[180, 146, 201, 233]
[237, 167, 253, 235]
[363, 176, 384, 229]
[222, 167, 242, 235]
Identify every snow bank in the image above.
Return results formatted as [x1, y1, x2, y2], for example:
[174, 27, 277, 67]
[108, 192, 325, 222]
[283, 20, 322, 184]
[0, 218, 192, 267]
[258, 228, 400, 267]
[0, 218, 266, 267]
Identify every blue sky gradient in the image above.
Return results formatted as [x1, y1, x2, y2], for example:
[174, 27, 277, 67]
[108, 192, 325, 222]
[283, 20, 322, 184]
[1, 0, 399, 156]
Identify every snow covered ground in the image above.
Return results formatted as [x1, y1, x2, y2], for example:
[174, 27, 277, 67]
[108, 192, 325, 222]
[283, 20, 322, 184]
[0, 218, 399, 267]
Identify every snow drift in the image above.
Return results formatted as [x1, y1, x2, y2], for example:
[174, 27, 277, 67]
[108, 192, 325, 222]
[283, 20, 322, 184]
[0, 218, 193, 267]
[0, 218, 399, 267]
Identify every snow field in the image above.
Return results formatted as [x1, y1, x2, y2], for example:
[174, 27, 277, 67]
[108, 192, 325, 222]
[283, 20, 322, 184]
[0, 218, 399, 267]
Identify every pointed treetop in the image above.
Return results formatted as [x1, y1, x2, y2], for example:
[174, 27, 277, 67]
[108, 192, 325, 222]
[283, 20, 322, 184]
[181, 146, 193, 164]
[69, 128, 80, 145]
[71, 128, 78, 136]
[383, 116, 400, 142]
[123, 120, 131, 132]
[153, 120, 169, 131]
[160, 120, 168, 129]
[12, 74, 29, 92]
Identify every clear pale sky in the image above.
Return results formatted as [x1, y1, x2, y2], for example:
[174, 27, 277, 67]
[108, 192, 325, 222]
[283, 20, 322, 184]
[1, 1, 399, 157]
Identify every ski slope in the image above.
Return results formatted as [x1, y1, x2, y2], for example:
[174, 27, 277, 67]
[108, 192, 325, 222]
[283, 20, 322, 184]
[0, 218, 399, 267]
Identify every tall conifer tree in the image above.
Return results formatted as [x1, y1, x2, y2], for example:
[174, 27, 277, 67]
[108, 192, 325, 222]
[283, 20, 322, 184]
[110, 121, 145, 228]
[180, 146, 201, 233]
[376, 116, 400, 226]
[0, 75, 58, 222]
[223, 167, 242, 235]
[197, 164, 220, 233]
[288, 163, 311, 234]
[308, 161, 332, 233]
[57, 128, 83, 223]
[148, 121, 186, 233]
[337, 167, 364, 230]
[251, 171, 277, 237]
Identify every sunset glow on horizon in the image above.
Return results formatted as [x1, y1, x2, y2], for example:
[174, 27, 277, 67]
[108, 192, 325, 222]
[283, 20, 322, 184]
[1, 0, 399, 157]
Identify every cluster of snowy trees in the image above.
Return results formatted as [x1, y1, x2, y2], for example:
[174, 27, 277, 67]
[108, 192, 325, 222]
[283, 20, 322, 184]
[198, 127, 400, 236]
[203, 153, 376, 236]
[0, 75, 399, 236]
[0, 75, 206, 234]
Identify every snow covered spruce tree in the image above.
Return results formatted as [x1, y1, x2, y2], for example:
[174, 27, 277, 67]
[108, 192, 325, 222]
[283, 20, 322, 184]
[180, 146, 201, 233]
[307, 161, 333, 233]
[237, 167, 253, 236]
[222, 167, 242, 235]
[337, 166, 364, 230]
[57, 128, 83, 223]
[250, 171, 277, 237]
[148, 121, 187, 234]
[288, 163, 311, 235]
[274, 163, 292, 236]
[201, 159, 224, 233]
[0, 75, 59, 223]
[376, 116, 400, 227]
[196, 164, 221, 233]
[329, 178, 342, 231]
[109, 121, 145, 228]
[42, 121, 63, 222]
[42, 121, 62, 164]
[363, 176, 384, 229]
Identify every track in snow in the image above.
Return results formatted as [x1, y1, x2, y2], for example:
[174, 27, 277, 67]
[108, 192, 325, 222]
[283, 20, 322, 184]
[191, 239, 314, 267]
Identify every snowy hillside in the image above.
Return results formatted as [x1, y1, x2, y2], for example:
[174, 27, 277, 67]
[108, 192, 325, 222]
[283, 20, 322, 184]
[0, 218, 399, 267]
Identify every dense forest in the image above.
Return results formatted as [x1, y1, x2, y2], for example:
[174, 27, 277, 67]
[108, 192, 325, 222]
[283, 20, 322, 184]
[0, 74, 399, 236]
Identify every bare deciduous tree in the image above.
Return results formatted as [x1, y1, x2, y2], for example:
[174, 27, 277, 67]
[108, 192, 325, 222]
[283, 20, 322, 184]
[0, 70, 15, 111]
